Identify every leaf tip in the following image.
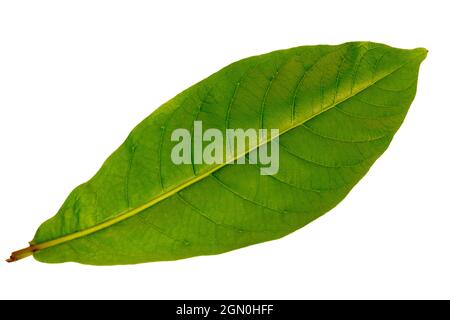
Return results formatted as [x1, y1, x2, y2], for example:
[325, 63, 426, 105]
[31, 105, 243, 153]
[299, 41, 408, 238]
[413, 47, 428, 62]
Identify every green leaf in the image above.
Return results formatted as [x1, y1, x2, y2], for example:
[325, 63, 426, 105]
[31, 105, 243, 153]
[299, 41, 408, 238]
[9, 42, 427, 265]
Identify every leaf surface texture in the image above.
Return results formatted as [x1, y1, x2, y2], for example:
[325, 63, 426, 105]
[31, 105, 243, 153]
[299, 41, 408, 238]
[23, 42, 426, 265]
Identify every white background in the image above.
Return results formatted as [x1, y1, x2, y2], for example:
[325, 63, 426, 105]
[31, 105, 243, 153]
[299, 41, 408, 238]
[0, 0, 448, 300]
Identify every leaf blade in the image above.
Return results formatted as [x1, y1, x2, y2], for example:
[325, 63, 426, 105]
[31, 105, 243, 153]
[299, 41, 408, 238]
[9, 42, 427, 265]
